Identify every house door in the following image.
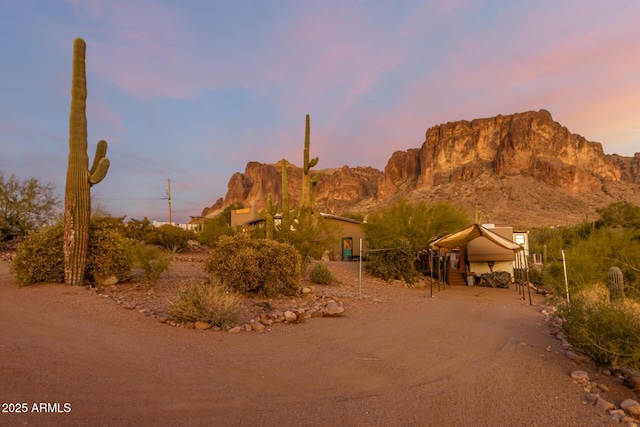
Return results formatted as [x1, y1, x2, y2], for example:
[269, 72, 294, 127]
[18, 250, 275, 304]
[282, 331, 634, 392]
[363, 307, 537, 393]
[342, 237, 353, 260]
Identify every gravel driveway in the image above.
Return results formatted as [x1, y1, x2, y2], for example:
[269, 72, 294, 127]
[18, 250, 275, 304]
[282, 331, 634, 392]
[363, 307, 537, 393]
[0, 260, 630, 426]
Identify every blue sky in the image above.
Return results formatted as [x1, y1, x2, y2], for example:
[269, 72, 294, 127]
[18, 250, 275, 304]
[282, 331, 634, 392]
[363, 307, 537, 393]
[1, 0, 639, 224]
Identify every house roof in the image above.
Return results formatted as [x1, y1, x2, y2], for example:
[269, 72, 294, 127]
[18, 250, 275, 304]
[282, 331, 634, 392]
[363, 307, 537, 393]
[246, 212, 361, 226]
[430, 223, 523, 252]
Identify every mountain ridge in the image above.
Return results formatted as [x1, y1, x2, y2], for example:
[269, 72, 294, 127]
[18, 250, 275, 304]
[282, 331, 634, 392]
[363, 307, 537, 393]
[202, 109, 640, 228]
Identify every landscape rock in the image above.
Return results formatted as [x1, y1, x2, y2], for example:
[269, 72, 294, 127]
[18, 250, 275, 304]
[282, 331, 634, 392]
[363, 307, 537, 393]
[609, 409, 627, 422]
[625, 375, 640, 391]
[284, 311, 297, 322]
[228, 326, 241, 334]
[324, 300, 344, 316]
[571, 371, 590, 382]
[621, 399, 640, 417]
[595, 396, 616, 412]
[565, 351, 586, 364]
[94, 274, 119, 286]
[194, 321, 211, 330]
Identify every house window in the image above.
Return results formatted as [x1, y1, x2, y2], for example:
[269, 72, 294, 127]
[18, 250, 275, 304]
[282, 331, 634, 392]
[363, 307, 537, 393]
[514, 234, 525, 246]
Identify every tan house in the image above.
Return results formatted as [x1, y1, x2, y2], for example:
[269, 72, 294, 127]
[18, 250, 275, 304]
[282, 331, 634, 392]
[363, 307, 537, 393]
[239, 210, 367, 261]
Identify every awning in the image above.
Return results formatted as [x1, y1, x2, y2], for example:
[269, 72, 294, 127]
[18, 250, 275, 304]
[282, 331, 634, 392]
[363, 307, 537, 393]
[430, 224, 523, 252]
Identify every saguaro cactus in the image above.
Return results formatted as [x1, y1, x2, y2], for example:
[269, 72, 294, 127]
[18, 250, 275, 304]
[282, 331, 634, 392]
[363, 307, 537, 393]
[281, 158, 292, 231]
[259, 194, 278, 240]
[63, 38, 110, 286]
[607, 266, 625, 303]
[300, 114, 320, 210]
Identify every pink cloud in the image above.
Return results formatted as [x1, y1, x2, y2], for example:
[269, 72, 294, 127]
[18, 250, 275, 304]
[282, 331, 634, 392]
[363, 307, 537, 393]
[65, 0, 214, 100]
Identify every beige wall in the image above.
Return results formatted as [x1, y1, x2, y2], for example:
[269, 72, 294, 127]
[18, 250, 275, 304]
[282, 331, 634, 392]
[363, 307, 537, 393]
[325, 218, 367, 261]
[231, 208, 260, 230]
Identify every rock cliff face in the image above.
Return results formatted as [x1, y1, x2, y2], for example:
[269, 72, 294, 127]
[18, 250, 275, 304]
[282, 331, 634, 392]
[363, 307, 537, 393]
[203, 110, 640, 226]
[201, 161, 381, 218]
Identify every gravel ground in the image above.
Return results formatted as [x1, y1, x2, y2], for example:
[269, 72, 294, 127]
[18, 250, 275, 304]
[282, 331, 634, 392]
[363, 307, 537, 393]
[0, 257, 636, 426]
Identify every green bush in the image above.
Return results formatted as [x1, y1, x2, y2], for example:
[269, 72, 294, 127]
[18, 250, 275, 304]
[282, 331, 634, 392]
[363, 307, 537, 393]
[205, 233, 301, 297]
[169, 282, 240, 327]
[86, 220, 134, 283]
[11, 219, 133, 286]
[11, 222, 65, 285]
[558, 287, 640, 370]
[147, 224, 194, 252]
[309, 263, 336, 285]
[366, 238, 420, 283]
[132, 243, 172, 286]
[124, 217, 154, 242]
[197, 217, 235, 248]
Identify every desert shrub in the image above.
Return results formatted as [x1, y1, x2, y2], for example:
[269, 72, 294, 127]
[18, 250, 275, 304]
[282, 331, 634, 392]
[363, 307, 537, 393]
[147, 224, 194, 252]
[309, 262, 336, 285]
[11, 219, 133, 286]
[132, 243, 172, 286]
[124, 217, 154, 242]
[363, 199, 468, 283]
[197, 217, 235, 248]
[11, 222, 65, 286]
[86, 220, 134, 283]
[366, 238, 420, 284]
[277, 208, 337, 273]
[558, 286, 640, 370]
[530, 225, 640, 298]
[205, 233, 301, 297]
[169, 282, 240, 327]
[197, 203, 242, 248]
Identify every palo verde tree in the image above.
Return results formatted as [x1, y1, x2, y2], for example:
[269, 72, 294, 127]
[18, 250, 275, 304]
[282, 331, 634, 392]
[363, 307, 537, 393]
[0, 171, 60, 240]
[63, 38, 110, 286]
[363, 199, 469, 282]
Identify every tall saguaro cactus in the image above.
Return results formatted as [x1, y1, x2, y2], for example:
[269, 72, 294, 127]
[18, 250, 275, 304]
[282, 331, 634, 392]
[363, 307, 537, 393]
[63, 38, 110, 286]
[300, 114, 320, 210]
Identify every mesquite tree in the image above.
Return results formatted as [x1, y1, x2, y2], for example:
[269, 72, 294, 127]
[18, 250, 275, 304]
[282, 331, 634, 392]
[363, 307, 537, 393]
[64, 38, 110, 286]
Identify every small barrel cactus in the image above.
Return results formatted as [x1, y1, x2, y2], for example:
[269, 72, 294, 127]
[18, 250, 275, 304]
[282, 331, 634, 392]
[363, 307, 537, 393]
[607, 266, 625, 303]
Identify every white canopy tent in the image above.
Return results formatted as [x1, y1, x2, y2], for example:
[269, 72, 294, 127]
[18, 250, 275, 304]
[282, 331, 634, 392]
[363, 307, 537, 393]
[430, 224, 523, 253]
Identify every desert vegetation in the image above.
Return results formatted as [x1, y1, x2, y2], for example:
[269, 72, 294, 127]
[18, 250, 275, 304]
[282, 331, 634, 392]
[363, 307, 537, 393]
[529, 201, 640, 370]
[363, 198, 469, 283]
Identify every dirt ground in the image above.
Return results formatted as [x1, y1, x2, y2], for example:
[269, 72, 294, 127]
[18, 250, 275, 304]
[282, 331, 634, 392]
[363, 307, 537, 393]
[0, 255, 637, 426]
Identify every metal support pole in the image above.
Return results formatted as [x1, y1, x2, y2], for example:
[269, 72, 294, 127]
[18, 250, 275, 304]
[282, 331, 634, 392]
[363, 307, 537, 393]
[524, 251, 532, 306]
[358, 238, 363, 297]
[562, 250, 570, 306]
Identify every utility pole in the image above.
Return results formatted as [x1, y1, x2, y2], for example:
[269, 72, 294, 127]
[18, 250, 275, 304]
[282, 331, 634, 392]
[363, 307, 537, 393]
[166, 179, 172, 226]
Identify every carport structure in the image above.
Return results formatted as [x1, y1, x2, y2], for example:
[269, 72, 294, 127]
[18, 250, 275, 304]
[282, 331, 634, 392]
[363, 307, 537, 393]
[429, 223, 524, 287]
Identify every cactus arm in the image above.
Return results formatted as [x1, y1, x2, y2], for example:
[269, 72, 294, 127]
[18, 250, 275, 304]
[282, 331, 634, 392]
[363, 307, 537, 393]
[259, 194, 277, 239]
[89, 157, 110, 185]
[281, 159, 290, 231]
[90, 140, 109, 174]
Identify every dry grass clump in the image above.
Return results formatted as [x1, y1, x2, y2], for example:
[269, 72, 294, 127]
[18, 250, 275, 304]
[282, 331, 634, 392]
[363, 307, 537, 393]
[169, 281, 240, 327]
[132, 243, 172, 287]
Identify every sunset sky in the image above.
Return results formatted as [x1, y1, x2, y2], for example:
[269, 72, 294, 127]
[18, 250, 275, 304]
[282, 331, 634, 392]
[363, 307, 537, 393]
[1, 1, 639, 224]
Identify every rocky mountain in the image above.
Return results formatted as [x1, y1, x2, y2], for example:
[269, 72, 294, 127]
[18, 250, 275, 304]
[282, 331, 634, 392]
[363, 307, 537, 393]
[202, 109, 640, 227]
